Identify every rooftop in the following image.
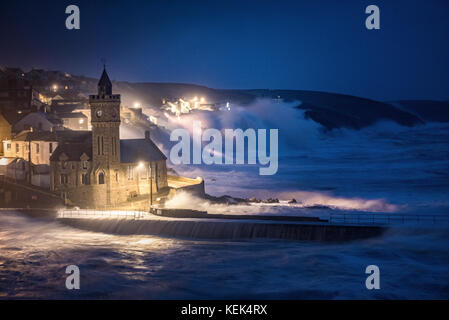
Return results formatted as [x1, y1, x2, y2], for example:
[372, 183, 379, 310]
[49, 137, 167, 163]
[120, 138, 167, 163]
[98, 67, 112, 95]
[13, 130, 58, 142]
[50, 143, 92, 161]
[58, 112, 87, 119]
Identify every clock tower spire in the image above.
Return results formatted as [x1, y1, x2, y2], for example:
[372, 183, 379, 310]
[89, 67, 121, 204]
[98, 66, 112, 95]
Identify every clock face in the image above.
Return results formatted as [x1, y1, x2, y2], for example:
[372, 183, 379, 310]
[96, 110, 103, 118]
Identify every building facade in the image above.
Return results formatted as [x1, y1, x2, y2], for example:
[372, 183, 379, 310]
[2, 130, 58, 165]
[50, 68, 168, 208]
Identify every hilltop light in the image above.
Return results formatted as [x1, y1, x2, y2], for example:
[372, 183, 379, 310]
[149, 116, 157, 125]
[134, 102, 141, 108]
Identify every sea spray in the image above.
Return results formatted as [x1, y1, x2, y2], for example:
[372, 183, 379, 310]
[164, 191, 398, 215]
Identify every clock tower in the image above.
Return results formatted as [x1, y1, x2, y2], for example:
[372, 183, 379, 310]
[89, 67, 121, 196]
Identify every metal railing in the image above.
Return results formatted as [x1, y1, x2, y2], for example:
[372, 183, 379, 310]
[329, 213, 449, 225]
[57, 209, 449, 226]
[58, 209, 147, 220]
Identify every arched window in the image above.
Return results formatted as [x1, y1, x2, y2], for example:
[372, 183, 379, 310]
[98, 172, 105, 184]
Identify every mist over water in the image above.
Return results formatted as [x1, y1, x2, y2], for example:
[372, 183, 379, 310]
[140, 99, 449, 215]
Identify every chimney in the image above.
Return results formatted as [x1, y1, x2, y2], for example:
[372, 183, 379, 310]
[145, 130, 150, 140]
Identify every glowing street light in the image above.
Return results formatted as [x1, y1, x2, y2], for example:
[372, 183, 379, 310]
[138, 161, 153, 210]
[134, 102, 141, 108]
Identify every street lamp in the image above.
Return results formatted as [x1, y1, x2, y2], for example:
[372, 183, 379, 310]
[138, 161, 152, 211]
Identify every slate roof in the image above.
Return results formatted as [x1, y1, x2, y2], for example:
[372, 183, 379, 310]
[55, 130, 92, 143]
[16, 111, 63, 126]
[0, 111, 14, 125]
[52, 104, 88, 114]
[13, 130, 58, 142]
[120, 139, 167, 163]
[58, 112, 87, 119]
[34, 112, 63, 125]
[50, 142, 92, 161]
[49, 137, 167, 163]
[98, 68, 112, 95]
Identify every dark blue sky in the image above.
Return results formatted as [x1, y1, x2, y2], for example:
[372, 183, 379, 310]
[1, 0, 448, 101]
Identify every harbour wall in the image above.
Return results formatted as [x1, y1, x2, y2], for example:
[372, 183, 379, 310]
[58, 217, 386, 242]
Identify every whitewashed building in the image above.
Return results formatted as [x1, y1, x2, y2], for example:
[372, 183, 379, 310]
[3, 130, 58, 165]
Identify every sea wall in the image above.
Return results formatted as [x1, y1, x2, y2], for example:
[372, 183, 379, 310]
[58, 217, 385, 242]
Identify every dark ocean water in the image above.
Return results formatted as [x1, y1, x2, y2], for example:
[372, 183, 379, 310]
[1, 212, 448, 299]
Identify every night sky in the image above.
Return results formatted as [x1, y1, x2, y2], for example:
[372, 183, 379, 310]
[0, 0, 448, 101]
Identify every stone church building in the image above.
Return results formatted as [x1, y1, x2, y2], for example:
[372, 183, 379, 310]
[50, 68, 168, 208]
